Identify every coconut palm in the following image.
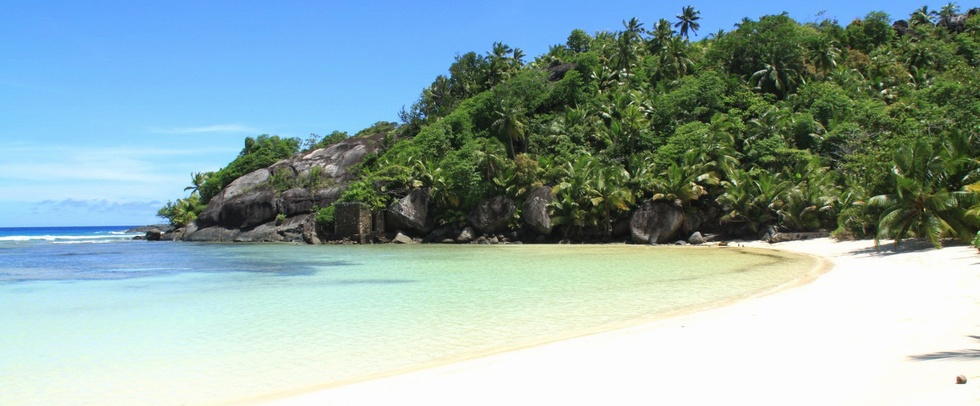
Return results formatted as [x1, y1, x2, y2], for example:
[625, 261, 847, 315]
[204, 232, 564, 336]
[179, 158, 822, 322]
[869, 139, 976, 248]
[487, 42, 514, 86]
[184, 172, 211, 196]
[492, 104, 528, 159]
[744, 107, 792, 149]
[675, 6, 701, 40]
[777, 164, 839, 231]
[649, 151, 719, 206]
[911, 5, 939, 26]
[655, 36, 694, 80]
[718, 169, 792, 236]
[648, 19, 675, 53]
[158, 195, 204, 228]
[940, 2, 960, 22]
[586, 162, 635, 237]
[808, 37, 840, 79]
[409, 158, 460, 211]
[615, 18, 645, 86]
[550, 154, 634, 238]
[750, 56, 805, 99]
[550, 154, 596, 238]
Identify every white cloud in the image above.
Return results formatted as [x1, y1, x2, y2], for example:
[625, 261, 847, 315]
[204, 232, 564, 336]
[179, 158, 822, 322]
[0, 144, 238, 202]
[34, 198, 164, 214]
[0, 199, 165, 227]
[149, 124, 259, 134]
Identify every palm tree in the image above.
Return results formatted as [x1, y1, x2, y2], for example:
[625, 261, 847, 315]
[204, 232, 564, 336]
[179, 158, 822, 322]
[623, 17, 645, 40]
[869, 139, 977, 248]
[649, 151, 719, 206]
[615, 18, 645, 87]
[911, 5, 939, 26]
[655, 36, 693, 80]
[648, 19, 675, 53]
[586, 162, 635, 237]
[704, 117, 741, 177]
[750, 56, 804, 99]
[487, 42, 514, 86]
[184, 172, 211, 196]
[409, 158, 460, 213]
[744, 108, 792, 149]
[550, 154, 634, 238]
[511, 47, 526, 69]
[777, 164, 839, 231]
[718, 169, 792, 236]
[422, 75, 452, 118]
[492, 104, 528, 159]
[158, 195, 205, 228]
[550, 155, 596, 239]
[674, 6, 701, 40]
[940, 2, 960, 22]
[808, 37, 840, 79]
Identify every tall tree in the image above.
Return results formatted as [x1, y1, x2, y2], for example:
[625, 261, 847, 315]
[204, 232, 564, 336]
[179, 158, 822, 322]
[911, 5, 939, 26]
[675, 6, 701, 40]
[492, 104, 528, 159]
[184, 172, 211, 196]
[487, 42, 514, 86]
[615, 18, 645, 86]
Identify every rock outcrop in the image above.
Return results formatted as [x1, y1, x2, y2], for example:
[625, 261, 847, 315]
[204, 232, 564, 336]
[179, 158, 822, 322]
[387, 188, 431, 234]
[939, 8, 979, 33]
[630, 200, 685, 244]
[186, 134, 381, 242]
[522, 187, 554, 236]
[468, 195, 516, 235]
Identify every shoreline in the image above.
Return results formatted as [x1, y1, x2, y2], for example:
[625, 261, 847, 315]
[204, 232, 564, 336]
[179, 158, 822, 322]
[228, 245, 826, 405]
[252, 238, 979, 405]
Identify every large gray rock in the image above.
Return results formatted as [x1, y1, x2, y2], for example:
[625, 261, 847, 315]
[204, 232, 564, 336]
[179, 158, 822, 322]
[522, 187, 554, 235]
[469, 195, 516, 235]
[188, 135, 381, 241]
[939, 8, 979, 33]
[387, 188, 430, 234]
[392, 232, 415, 244]
[630, 201, 685, 244]
[457, 226, 475, 243]
[221, 188, 278, 230]
[184, 214, 315, 243]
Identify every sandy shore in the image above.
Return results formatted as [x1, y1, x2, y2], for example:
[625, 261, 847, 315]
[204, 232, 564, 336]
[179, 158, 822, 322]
[261, 238, 979, 405]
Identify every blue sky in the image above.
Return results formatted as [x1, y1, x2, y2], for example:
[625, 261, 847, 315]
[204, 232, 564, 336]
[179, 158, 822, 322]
[0, 0, 936, 227]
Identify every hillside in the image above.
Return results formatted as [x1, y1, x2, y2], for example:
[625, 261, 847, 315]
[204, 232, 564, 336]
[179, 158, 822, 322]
[160, 5, 980, 247]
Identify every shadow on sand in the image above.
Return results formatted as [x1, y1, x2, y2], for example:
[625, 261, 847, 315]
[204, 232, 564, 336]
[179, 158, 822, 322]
[848, 238, 971, 257]
[909, 336, 980, 361]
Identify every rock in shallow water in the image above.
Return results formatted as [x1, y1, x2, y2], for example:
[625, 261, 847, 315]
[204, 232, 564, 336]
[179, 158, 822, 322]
[392, 232, 414, 244]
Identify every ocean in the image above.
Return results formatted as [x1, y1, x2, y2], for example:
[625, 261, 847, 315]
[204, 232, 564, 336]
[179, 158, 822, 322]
[0, 226, 818, 405]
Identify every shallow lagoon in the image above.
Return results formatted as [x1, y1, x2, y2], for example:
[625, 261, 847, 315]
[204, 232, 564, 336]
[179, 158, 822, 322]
[0, 240, 817, 405]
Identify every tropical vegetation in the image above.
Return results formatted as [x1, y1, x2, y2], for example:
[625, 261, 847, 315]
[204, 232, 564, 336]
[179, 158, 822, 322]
[161, 5, 980, 247]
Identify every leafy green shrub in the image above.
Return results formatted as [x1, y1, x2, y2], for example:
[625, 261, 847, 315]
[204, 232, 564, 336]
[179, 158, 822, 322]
[338, 180, 390, 210]
[275, 213, 286, 225]
[315, 205, 335, 225]
[269, 169, 293, 193]
[971, 231, 980, 251]
[157, 195, 205, 228]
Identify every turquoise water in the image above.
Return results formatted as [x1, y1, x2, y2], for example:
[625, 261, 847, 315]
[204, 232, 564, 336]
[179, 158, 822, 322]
[0, 228, 817, 405]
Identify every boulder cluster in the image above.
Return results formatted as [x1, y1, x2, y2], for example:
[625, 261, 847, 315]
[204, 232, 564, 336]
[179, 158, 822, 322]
[152, 135, 715, 245]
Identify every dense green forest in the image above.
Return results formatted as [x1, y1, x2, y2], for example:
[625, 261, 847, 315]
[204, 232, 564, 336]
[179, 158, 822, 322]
[162, 4, 980, 248]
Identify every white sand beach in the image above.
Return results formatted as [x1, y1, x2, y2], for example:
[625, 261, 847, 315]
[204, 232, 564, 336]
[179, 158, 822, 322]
[261, 238, 979, 405]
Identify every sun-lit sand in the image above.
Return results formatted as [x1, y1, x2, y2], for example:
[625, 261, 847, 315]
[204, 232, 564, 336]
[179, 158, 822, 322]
[258, 238, 979, 405]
